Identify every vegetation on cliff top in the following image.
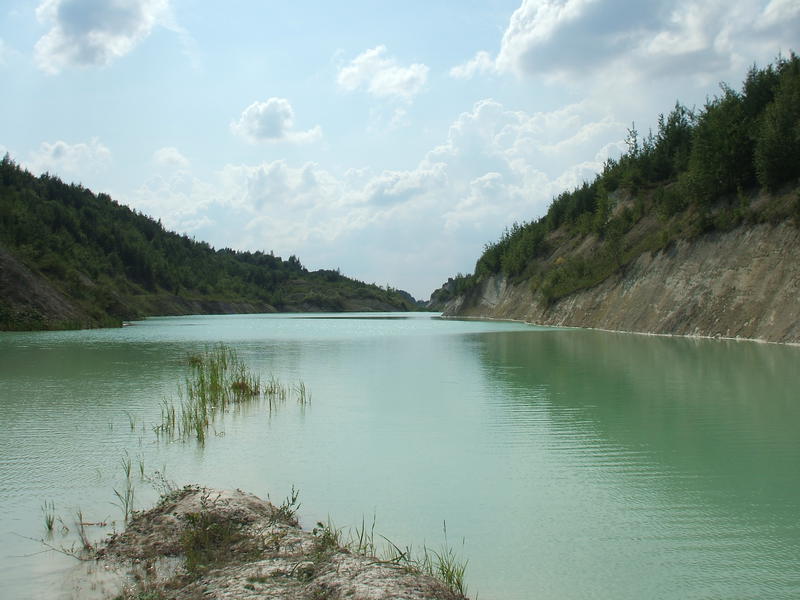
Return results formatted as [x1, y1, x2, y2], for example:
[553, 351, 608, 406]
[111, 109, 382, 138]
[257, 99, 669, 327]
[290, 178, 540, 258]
[438, 53, 800, 308]
[0, 158, 416, 330]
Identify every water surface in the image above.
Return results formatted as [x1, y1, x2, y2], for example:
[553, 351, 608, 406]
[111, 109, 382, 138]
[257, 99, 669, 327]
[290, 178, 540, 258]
[1, 313, 798, 599]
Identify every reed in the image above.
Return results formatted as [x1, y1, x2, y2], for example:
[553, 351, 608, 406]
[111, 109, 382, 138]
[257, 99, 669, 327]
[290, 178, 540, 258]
[113, 453, 136, 523]
[156, 344, 311, 444]
[75, 509, 93, 552]
[264, 374, 289, 409]
[294, 381, 311, 405]
[42, 500, 55, 533]
[124, 411, 136, 431]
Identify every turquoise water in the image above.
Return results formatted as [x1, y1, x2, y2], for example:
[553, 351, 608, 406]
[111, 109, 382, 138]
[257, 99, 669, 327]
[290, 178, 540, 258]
[1, 313, 799, 599]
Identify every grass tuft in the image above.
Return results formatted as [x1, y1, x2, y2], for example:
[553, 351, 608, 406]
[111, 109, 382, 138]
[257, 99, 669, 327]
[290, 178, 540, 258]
[179, 491, 247, 576]
[42, 500, 56, 533]
[156, 344, 312, 444]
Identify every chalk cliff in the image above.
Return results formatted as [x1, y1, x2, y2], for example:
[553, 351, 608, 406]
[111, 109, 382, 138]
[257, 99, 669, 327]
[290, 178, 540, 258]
[444, 220, 800, 344]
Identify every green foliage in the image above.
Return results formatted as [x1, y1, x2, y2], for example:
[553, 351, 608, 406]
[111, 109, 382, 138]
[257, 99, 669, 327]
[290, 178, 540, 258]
[755, 54, 800, 190]
[0, 156, 414, 330]
[449, 53, 800, 305]
[180, 494, 247, 575]
[687, 85, 754, 202]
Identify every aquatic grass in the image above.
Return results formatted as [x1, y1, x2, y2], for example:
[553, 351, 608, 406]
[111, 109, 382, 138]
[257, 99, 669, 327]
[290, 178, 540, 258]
[294, 381, 311, 405]
[125, 411, 136, 431]
[113, 452, 136, 524]
[75, 510, 93, 552]
[158, 345, 270, 444]
[264, 374, 289, 412]
[42, 500, 56, 534]
[156, 344, 313, 444]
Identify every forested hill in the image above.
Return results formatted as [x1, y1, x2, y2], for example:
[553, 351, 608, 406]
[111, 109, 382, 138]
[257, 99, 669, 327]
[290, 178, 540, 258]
[432, 54, 800, 342]
[0, 157, 415, 330]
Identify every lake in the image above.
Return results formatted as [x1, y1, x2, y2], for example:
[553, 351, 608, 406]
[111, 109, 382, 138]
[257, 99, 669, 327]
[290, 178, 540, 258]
[1, 313, 799, 599]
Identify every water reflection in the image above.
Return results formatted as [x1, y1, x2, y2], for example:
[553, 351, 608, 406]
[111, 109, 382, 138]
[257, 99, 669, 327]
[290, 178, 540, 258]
[472, 329, 800, 598]
[1, 318, 799, 600]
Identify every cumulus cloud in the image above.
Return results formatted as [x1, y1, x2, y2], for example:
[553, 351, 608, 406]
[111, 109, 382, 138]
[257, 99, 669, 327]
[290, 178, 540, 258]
[758, 0, 800, 26]
[153, 146, 189, 169]
[220, 160, 340, 211]
[363, 163, 448, 206]
[337, 46, 429, 101]
[231, 98, 322, 144]
[450, 50, 496, 79]
[495, 0, 799, 82]
[125, 91, 626, 298]
[27, 138, 111, 175]
[127, 170, 216, 234]
[34, 0, 169, 74]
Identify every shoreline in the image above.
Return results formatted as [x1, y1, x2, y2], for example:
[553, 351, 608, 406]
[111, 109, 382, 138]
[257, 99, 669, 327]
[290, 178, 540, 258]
[440, 313, 800, 347]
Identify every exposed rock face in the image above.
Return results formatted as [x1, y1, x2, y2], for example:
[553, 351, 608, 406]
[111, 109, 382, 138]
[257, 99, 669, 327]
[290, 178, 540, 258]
[445, 221, 800, 343]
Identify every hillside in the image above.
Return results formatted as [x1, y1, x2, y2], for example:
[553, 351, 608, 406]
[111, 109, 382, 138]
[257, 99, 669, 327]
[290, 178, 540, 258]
[434, 54, 800, 343]
[0, 158, 415, 331]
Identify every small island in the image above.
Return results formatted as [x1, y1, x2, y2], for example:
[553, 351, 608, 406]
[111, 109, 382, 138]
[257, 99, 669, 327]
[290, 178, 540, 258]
[99, 485, 468, 600]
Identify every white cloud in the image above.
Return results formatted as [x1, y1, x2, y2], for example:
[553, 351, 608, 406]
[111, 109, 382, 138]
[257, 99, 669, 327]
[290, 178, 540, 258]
[127, 170, 216, 233]
[153, 146, 189, 169]
[27, 138, 111, 175]
[363, 163, 448, 206]
[337, 46, 429, 101]
[220, 160, 340, 211]
[34, 0, 169, 74]
[231, 98, 322, 144]
[127, 97, 622, 298]
[758, 0, 800, 26]
[495, 0, 799, 83]
[449, 51, 496, 79]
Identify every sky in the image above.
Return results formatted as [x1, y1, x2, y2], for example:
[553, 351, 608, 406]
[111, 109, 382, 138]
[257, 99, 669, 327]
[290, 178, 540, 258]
[1, 1, 798, 299]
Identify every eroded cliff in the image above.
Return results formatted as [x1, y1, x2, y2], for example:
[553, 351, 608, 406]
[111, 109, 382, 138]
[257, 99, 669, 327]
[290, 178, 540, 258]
[444, 220, 800, 344]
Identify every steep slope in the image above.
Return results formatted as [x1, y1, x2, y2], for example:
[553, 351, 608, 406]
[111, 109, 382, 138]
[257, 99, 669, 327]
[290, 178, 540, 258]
[0, 157, 415, 330]
[437, 54, 800, 343]
[445, 218, 800, 343]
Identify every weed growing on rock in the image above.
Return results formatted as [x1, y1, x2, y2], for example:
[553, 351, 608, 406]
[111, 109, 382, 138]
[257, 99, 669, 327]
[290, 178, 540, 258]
[180, 491, 247, 575]
[272, 485, 301, 526]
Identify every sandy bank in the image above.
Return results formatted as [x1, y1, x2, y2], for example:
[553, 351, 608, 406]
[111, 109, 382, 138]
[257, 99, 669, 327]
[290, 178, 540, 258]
[98, 486, 468, 600]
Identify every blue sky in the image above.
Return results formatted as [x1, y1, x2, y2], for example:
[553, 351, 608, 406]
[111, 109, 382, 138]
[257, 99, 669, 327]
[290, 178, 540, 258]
[1, 1, 798, 299]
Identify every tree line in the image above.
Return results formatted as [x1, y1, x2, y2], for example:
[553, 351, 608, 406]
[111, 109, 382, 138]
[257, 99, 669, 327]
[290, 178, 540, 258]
[451, 53, 800, 302]
[0, 158, 413, 329]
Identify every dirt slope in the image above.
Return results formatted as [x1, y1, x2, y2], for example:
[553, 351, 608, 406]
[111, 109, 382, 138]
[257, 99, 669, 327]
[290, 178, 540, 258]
[445, 221, 800, 343]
